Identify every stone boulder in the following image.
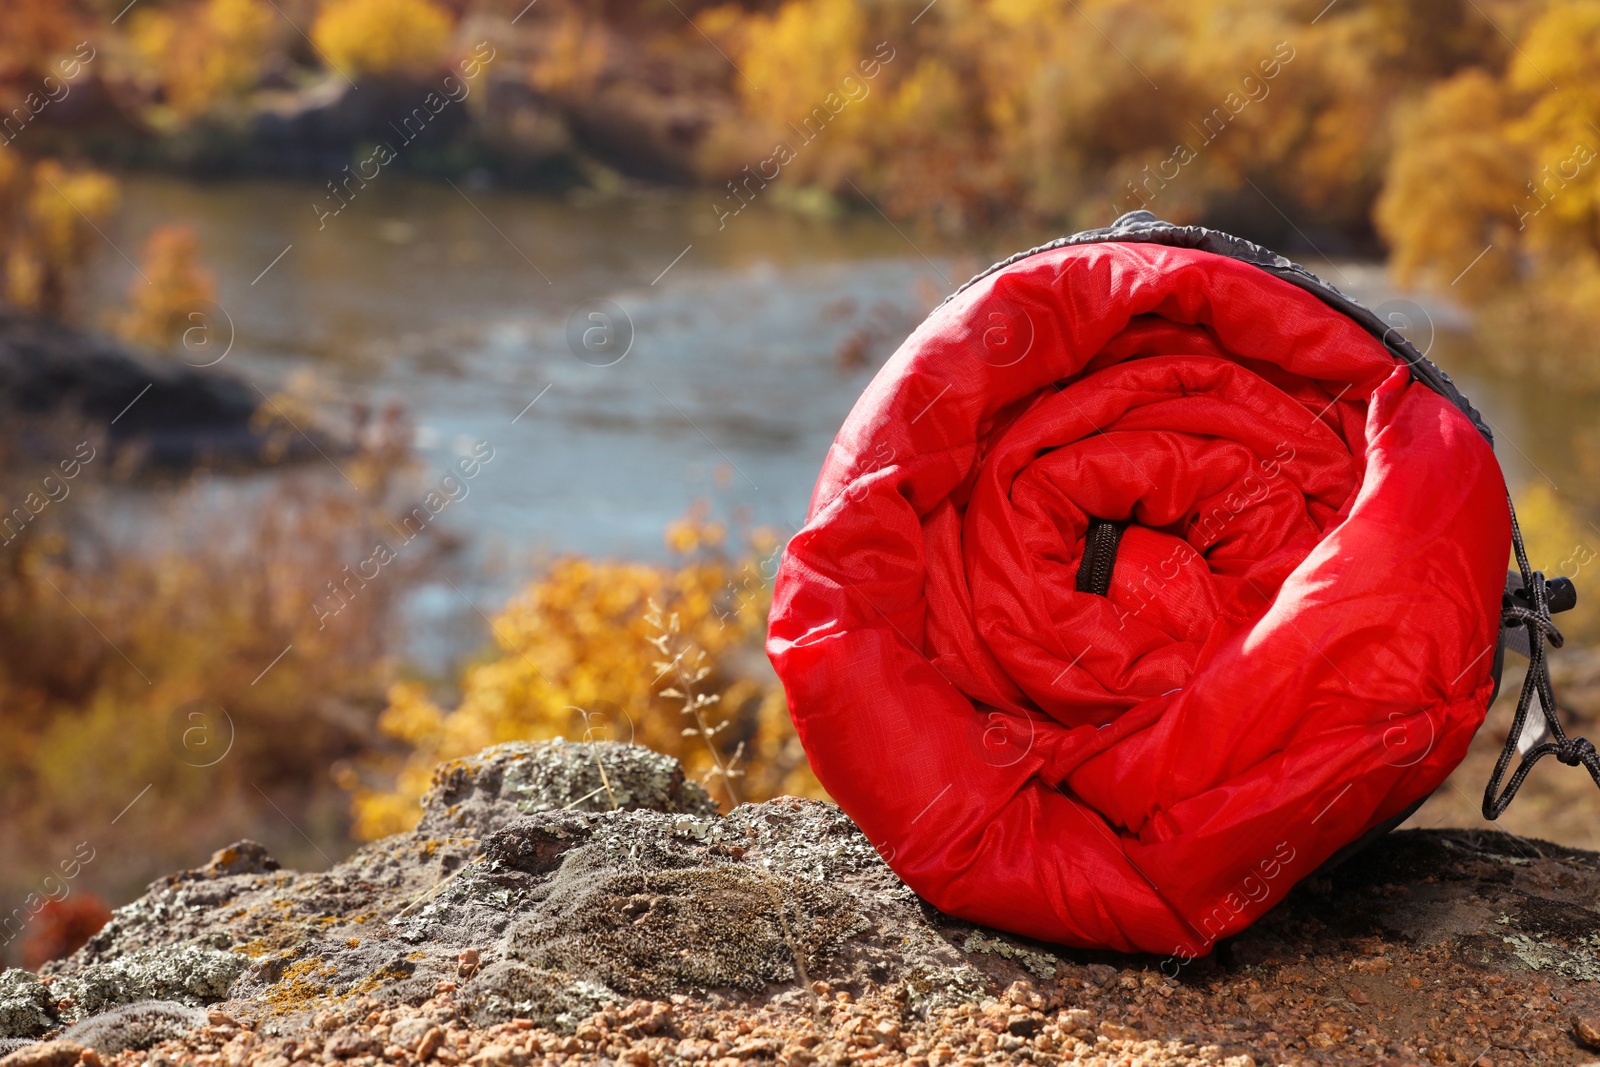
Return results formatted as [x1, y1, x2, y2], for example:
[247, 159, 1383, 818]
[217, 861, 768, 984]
[2, 740, 1597, 1064]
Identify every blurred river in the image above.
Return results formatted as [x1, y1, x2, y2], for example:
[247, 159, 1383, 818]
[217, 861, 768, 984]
[81, 175, 1596, 668]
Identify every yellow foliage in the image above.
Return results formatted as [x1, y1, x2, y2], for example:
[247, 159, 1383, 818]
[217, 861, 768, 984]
[735, 0, 864, 126]
[1510, 1, 1600, 104]
[312, 0, 454, 78]
[26, 160, 118, 262]
[128, 0, 276, 117]
[1375, 69, 1524, 297]
[4, 160, 119, 317]
[1372, 3, 1600, 377]
[119, 225, 218, 352]
[710, 0, 1419, 230]
[347, 509, 822, 840]
[1505, 3, 1600, 258]
[0, 421, 435, 897]
[4, 248, 43, 310]
[528, 9, 607, 99]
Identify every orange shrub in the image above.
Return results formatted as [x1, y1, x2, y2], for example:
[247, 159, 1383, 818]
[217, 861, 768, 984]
[119, 225, 217, 352]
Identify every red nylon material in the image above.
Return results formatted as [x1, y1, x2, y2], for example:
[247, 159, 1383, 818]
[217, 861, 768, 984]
[767, 242, 1509, 955]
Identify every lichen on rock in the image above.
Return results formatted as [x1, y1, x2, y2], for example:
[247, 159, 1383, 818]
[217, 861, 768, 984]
[457, 962, 610, 1030]
[49, 947, 247, 1021]
[24, 743, 977, 1034]
[509, 862, 867, 995]
[961, 930, 1062, 981]
[417, 740, 718, 840]
[1502, 932, 1600, 981]
[0, 970, 55, 1040]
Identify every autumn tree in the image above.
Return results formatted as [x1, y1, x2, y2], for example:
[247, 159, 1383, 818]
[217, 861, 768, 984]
[3, 160, 118, 319]
[127, 0, 278, 118]
[312, 0, 454, 78]
[0, 0, 89, 105]
[1375, 69, 1524, 298]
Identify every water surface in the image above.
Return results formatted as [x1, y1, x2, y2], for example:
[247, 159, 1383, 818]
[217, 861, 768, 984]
[81, 176, 1595, 663]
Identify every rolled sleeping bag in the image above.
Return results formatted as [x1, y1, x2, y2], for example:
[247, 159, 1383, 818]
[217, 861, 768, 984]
[767, 213, 1512, 955]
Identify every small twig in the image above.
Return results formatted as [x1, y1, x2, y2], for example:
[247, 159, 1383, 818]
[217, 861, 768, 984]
[563, 706, 621, 809]
[589, 744, 619, 810]
[647, 600, 743, 805]
[389, 862, 471, 923]
[768, 883, 822, 1024]
[596, 771, 618, 808]
[560, 783, 610, 809]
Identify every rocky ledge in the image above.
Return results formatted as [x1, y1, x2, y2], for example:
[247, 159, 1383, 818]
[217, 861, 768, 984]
[0, 308, 327, 469]
[3, 741, 1600, 1067]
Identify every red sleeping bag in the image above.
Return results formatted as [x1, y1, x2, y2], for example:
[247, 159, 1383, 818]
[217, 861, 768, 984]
[767, 216, 1510, 956]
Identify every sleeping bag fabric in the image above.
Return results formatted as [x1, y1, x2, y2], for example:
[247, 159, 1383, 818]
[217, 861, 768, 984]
[767, 221, 1509, 956]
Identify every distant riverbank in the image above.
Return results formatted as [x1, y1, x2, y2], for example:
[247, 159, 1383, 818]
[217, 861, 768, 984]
[0, 306, 333, 471]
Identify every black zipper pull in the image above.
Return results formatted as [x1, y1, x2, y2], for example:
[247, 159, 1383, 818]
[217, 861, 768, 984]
[1076, 518, 1126, 597]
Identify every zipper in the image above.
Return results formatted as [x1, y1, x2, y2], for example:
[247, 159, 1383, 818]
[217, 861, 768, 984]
[1075, 518, 1125, 597]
